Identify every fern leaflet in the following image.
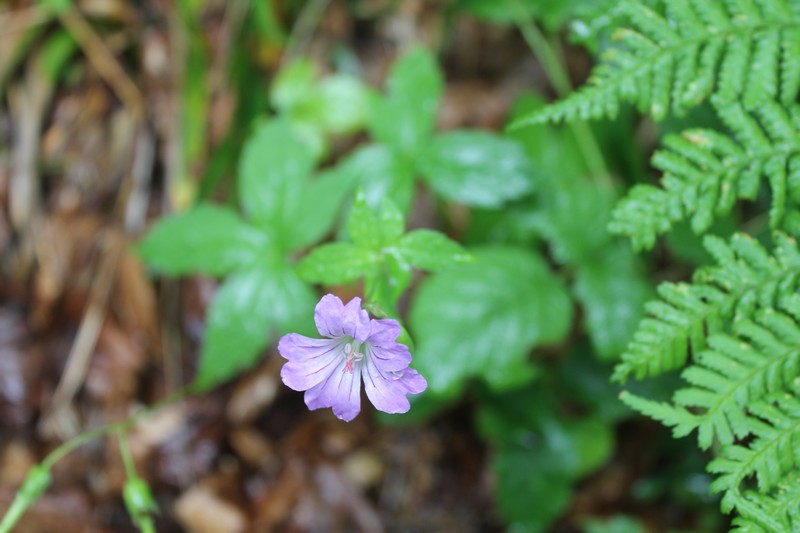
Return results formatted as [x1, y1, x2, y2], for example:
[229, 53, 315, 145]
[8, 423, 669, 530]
[512, 0, 800, 127]
[613, 232, 800, 382]
[609, 100, 800, 250]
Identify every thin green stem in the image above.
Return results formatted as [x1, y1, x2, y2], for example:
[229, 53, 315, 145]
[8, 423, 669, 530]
[117, 430, 137, 480]
[510, 0, 612, 189]
[0, 387, 190, 533]
[0, 496, 27, 533]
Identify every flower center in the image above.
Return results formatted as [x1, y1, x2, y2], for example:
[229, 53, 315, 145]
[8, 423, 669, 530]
[342, 340, 365, 373]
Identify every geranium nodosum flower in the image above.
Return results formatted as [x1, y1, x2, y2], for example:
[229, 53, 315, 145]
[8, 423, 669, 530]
[278, 294, 427, 421]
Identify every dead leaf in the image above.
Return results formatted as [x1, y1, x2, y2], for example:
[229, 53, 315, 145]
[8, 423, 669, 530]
[174, 485, 248, 533]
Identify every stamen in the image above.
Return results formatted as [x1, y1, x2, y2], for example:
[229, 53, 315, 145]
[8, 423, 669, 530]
[342, 341, 365, 373]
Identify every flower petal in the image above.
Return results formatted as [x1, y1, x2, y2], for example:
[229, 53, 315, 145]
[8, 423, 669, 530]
[365, 342, 411, 373]
[365, 318, 402, 346]
[396, 368, 428, 395]
[278, 334, 345, 391]
[314, 294, 371, 342]
[304, 359, 363, 421]
[362, 360, 414, 414]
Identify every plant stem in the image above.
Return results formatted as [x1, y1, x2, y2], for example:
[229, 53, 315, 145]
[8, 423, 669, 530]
[510, 0, 612, 189]
[117, 430, 137, 479]
[0, 488, 34, 533]
[0, 388, 190, 533]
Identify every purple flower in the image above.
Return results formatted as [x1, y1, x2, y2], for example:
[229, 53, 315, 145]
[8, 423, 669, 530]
[278, 294, 427, 421]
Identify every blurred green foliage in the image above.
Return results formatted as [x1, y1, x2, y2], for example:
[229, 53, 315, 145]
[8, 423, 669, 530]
[129, 1, 767, 531]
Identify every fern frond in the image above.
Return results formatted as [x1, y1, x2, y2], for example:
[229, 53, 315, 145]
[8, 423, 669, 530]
[613, 232, 800, 382]
[619, 230, 800, 528]
[609, 100, 800, 250]
[707, 394, 800, 531]
[512, 0, 800, 128]
[672, 309, 800, 449]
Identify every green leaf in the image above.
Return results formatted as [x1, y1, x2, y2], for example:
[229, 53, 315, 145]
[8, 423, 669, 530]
[237, 118, 316, 232]
[418, 131, 535, 207]
[369, 47, 443, 156]
[336, 144, 416, 212]
[583, 516, 648, 533]
[397, 230, 472, 271]
[283, 164, 358, 250]
[296, 242, 378, 285]
[477, 385, 614, 532]
[378, 198, 405, 244]
[123, 477, 158, 526]
[270, 59, 315, 112]
[194, 264, 315, 390]
[458, 0, 592, 31]
[37, 31, 78, 81]
[537, 179, 616, 264]
[369, 252, 413, 313]
[556, 346, 631, 424]
[409, 247, 572, 394]
[573, 243, 652, 361]
[137, 205, 268, 276]
[347, 191, 381, 250]
[300, 75, 375, 134]
[42, 0, 73, 14]
[492, 447, 573, 533]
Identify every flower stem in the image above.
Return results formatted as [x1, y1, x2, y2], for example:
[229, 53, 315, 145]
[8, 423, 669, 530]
[509, 0, 612, 189]
[0, 387, 189, 533]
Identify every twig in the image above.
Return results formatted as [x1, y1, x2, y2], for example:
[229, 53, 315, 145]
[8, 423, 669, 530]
[58, 7, 145, 118]
[122, 123, 156, 233]
[40, 232, 123, 439]
[280, 0, 332, 68]
[0, 6, 51, 39]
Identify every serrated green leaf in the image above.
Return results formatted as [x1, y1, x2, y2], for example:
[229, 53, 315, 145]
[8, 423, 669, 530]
[347, 191, 381, 250]
[237, 118, 316, 233]
[369, 47, 443, 156]
[410, 247, 572, 394]
[296, 242, 378, 285]
[137, 205, 268, 276]
[378, 198, 405, 244]
[336, 144, 416, 212]
[418, 131, 535, 207]
[397, 230, 471, 271]
[194, 264, 315, 390]
[573, 243, 652, 361]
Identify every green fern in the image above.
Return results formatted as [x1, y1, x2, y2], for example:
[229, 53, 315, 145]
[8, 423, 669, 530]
[522, 0, 800, 528]
[618, 232, 800, 529]
[709, 393, 800, 531]
[609, 100, 800, 250]
[512, 0, 800, 127]
[613, 232, 800, 382]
